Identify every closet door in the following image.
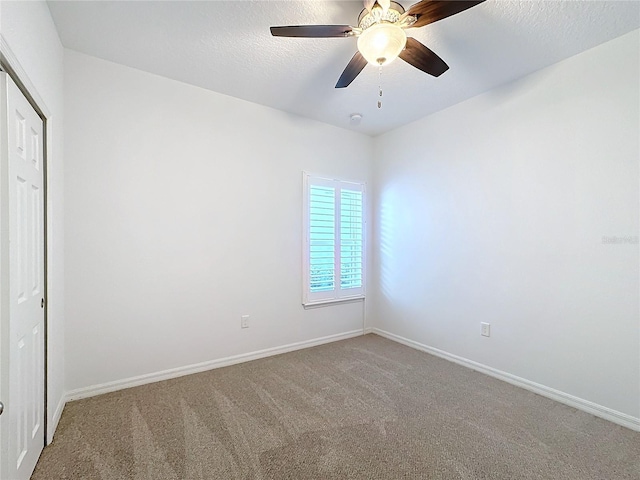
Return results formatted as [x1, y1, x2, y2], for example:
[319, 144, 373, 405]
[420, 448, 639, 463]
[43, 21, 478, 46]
[0, 72, 45, 480]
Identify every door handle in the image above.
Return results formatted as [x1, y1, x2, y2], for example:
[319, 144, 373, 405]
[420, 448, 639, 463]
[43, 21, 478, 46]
[41, 298, 44, 308]
[0, 401, 4, 416]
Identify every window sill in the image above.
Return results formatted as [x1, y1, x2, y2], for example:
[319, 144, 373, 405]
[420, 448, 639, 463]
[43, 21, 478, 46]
[303, 296, 365, 309]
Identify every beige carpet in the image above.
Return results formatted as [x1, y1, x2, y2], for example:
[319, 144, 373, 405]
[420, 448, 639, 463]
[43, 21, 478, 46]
[32, 334, 639, 479]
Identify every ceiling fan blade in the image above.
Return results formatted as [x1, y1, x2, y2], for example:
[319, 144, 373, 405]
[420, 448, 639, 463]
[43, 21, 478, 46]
[335, 51, 368, 88]
[399, 37, 449, 77]
[407, 0, 485, 28]
[270, 25, 353, 38]
[378, 0, 391, 12]
[364, 0, 376, 12]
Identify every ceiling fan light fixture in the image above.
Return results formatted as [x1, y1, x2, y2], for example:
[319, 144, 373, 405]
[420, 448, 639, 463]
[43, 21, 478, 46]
[357, 23, 407, 66]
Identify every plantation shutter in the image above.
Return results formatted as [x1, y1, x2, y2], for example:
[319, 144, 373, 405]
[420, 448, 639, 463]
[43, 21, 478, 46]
[309, 185, 335, 293]
[340, 189, 363, 291]
[303, 174, 365, 305]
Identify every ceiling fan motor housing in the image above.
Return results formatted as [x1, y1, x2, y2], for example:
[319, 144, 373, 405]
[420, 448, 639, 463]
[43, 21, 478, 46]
[357, 1, 406, 30]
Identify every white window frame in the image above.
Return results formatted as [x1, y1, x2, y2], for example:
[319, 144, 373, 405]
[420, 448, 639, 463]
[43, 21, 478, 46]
[302, 172, 366, 307]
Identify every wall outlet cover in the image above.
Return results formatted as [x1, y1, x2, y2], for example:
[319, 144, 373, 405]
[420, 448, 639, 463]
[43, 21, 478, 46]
[481, 322, 490, 337]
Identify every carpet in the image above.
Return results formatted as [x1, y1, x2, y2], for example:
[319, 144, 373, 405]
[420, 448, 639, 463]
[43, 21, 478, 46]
[32, 334, 639, 479]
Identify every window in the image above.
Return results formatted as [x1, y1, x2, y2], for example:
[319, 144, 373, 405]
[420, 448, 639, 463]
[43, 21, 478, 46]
[303, 173, 365, 306]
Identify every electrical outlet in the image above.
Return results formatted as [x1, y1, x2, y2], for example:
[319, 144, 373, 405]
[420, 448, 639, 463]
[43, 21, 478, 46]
[481, 322, 490, 337]
[241, 315, 249, 329]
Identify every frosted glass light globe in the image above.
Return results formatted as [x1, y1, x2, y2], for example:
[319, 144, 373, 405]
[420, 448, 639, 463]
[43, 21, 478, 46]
[357, 23, 407, 66]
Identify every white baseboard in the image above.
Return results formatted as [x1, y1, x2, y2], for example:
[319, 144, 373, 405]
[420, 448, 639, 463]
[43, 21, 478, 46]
[363, 327, 374, 334]
[47, 395, 66, 444]
[66, 329, 365, 402]
[372, 328, 640, 432]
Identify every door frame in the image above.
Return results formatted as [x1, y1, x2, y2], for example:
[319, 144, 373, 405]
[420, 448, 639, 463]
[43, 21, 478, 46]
[0, 37, 51, 459]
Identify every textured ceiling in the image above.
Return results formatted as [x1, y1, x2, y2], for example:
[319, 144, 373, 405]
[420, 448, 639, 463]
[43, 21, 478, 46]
[47, 0, 639, 136]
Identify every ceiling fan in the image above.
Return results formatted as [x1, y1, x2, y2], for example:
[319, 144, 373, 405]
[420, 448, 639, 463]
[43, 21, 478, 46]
[271, 0, 485, 88]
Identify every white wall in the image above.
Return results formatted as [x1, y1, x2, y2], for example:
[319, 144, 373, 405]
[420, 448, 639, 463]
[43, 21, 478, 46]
[372, 30, 639, 420]
[0, 0, 65, 440]
[64, 50, 372, 393]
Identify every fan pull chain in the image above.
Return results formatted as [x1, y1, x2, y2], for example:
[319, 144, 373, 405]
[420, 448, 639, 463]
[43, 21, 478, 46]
[378, 65, 383, 109]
